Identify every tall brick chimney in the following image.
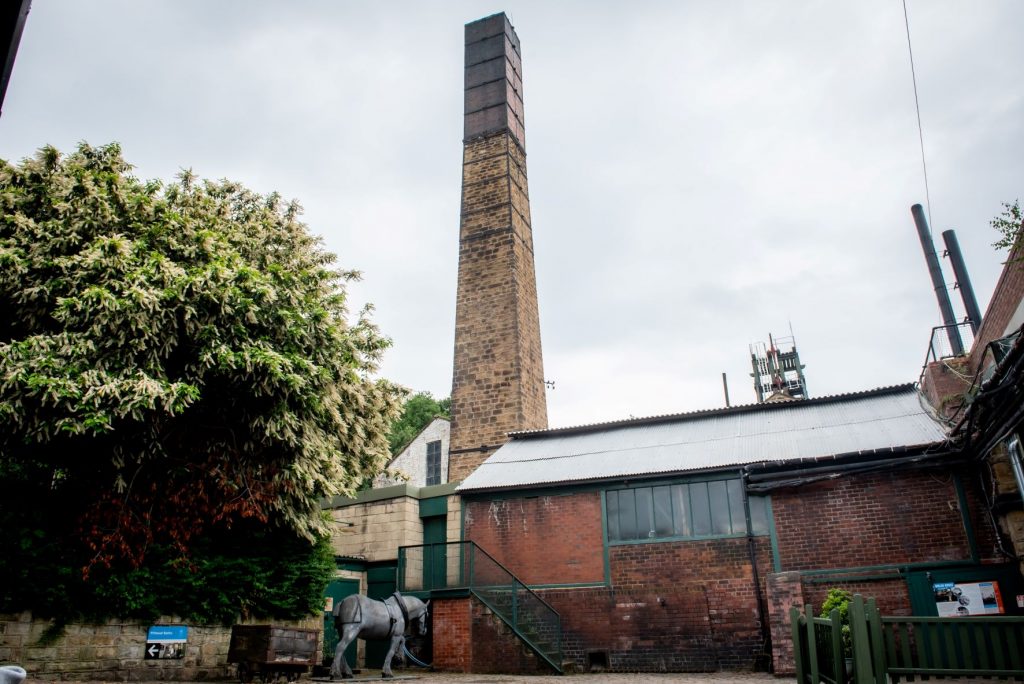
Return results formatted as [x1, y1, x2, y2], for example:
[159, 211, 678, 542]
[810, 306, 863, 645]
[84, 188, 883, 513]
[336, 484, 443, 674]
[448, 12, 548, 482]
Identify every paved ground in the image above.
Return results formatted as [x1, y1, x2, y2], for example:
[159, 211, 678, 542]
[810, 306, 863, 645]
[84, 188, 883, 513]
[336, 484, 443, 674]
[403, 672, 795, 684]
[24, 673, 795, 684]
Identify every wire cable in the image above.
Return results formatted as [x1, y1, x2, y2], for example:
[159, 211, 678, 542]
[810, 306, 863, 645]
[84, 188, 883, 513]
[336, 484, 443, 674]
[902, 0, 933, 228]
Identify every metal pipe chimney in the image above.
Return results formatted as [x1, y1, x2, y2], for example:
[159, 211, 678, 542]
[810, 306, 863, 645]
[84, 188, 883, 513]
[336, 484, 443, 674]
[941, 229, 983, 335]
[911, 203, 963, 356]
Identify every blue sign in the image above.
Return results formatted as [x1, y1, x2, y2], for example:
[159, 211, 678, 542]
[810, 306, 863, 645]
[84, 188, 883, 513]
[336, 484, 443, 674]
[147, 625, 188, 643]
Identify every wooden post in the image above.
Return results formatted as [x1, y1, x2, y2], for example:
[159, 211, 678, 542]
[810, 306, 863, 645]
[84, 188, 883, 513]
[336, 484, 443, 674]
[791, 606, 808, 684]
[850, 595, 874, 684]
[828, 608, 844, 684]
[865, 597, 886, 684]
[806, 604, 820, 684]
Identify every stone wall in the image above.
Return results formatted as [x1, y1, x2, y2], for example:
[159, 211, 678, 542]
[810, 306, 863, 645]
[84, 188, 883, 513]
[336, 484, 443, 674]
[0, 612, 318, 681]
[449, 12, 548, 482]
[329, 489, 421, 562]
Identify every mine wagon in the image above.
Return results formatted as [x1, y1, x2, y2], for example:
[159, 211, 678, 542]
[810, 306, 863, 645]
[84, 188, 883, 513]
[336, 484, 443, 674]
[228, 625, 319, 683]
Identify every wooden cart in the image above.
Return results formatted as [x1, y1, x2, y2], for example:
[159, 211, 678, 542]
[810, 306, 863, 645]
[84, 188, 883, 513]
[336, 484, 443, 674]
[228, 625, 319, 683]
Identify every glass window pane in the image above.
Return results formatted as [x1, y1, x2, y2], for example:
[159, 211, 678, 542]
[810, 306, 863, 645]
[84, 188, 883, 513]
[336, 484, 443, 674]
[691, 482, 712, 536]
[636, 487, 654, 539]
[709, 480, 731, 535]
[671, 484, 691, 537]
[618, 489, 637, 540]
[653, 486, 674, 538]
[607, 491, 620, 541]
[727, 479, 746, 534]
[750, 496, 770, 535]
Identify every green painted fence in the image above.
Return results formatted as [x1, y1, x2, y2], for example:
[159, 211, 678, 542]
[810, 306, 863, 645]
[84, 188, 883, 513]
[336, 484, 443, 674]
[793, 594, 1024, 684]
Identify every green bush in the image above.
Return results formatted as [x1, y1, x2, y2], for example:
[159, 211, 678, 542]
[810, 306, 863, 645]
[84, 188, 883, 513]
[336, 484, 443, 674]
[820, 588, 853, 656]
[0, 512, 335, 625]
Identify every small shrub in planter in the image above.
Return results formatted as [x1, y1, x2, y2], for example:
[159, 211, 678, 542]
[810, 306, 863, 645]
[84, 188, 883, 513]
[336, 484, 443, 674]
[820, 588, 853, 657]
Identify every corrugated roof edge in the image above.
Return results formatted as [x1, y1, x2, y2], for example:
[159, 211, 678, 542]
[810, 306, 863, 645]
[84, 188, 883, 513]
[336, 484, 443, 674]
[456, 440, 950, 494]
[507, 383, 919, 440]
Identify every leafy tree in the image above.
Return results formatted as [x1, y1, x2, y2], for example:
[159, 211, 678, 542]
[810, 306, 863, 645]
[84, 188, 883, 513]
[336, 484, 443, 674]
[0, 142, 403, 579]
[387, 391, 450, 455]
[992, 199, 1023, 254]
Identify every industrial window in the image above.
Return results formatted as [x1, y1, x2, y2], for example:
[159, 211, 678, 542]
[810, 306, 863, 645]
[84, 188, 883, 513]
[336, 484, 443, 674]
[605, 479, 769, 543]
[425, 440, 442, 486]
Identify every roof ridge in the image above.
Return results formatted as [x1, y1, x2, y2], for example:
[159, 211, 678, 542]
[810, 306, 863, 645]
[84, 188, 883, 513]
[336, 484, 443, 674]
[509, 383, 917, 440]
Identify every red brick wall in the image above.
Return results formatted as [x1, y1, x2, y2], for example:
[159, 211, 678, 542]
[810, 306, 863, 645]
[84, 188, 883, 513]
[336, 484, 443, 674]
[429, 596, 557, 674]
[771, 470, 978, 571]
[431, 598, 472, 672]
[463, 493, 604, 585]
[802, 579, 911, 618]
[459, 467, 998, 673]
[610, 537, 773, 670]
[765, 571, 804, 674]
[469, 600, 555, 674]
[968, 249, 1024, 377]
[464, 490, 775, 671]
[540, 587, 718, 672]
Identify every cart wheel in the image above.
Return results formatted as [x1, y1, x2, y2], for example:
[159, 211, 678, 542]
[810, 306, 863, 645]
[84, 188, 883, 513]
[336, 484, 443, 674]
[238, 663, 254, 684]
[260, 669, 275, 684]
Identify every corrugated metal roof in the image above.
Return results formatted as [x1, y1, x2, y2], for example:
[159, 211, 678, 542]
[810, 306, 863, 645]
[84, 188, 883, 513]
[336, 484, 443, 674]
[457, 384, 947, 492]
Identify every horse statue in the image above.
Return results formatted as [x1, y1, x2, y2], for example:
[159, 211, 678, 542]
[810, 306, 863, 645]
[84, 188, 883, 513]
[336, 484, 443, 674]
[330, 591, 429, 679]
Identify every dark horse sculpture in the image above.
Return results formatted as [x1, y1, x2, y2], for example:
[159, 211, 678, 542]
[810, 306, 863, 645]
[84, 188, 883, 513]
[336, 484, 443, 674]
[331, 592, 429, 679]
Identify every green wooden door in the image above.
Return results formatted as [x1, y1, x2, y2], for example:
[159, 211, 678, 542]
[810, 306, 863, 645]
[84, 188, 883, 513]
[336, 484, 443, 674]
[323, 578, 359, 668]
[422, 515, 447, 591]
[365, 564, 397, 670]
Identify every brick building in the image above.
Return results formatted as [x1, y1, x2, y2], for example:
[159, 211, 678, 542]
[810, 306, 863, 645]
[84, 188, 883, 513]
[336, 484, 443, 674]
[446, 384, 1021, 673]
[324, 10, 1024, 677]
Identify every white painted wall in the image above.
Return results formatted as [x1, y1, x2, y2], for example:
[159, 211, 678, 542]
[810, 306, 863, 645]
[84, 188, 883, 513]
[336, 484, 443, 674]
[374, 417, 450, 488]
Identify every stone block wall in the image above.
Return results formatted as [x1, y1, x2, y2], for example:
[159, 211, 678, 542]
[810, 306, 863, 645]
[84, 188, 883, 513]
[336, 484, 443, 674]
[449, 11, 548, 483]
[329, 491, 421, 562]
[449, 129, 548, 482]
[0, 612, 318, 681]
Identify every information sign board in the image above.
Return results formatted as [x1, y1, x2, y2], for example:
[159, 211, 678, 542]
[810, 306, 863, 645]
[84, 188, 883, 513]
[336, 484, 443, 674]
[144, 625, 187, 660]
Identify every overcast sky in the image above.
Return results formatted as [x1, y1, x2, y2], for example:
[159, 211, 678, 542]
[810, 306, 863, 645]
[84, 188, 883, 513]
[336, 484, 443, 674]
[3, 1, 1022, 428]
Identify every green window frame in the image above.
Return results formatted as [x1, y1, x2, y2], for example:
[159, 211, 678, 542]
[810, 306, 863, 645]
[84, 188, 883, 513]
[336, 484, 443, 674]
[606, 478, 769, 543]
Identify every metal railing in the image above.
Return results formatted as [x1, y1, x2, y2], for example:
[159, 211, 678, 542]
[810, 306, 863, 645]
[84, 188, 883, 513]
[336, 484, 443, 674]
[918, 321, 976, 388]
[398, 542, 562, 673]
[922, 321, 975, 366]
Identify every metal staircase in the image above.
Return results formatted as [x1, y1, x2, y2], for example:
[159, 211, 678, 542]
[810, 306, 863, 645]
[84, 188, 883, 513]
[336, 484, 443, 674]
[397, 541, 562, 673]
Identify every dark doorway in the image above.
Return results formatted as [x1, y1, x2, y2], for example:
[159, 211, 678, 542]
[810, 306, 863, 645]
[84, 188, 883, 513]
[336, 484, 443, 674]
[322, 578, 359, 668]
[365, 563, 397, 669]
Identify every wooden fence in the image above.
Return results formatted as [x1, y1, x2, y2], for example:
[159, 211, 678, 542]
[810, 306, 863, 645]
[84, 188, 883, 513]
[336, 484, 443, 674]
[792, 594, 1024, 683]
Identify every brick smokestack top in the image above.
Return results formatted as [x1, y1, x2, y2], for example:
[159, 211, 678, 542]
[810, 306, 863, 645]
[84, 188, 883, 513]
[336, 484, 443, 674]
[464, 12, 525, 147]
[449, 12, 547, 482]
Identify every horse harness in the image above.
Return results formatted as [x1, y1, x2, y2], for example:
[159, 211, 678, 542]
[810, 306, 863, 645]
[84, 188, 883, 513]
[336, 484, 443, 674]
[338, 592, 410, 638]
[386, 591, 411, 638]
